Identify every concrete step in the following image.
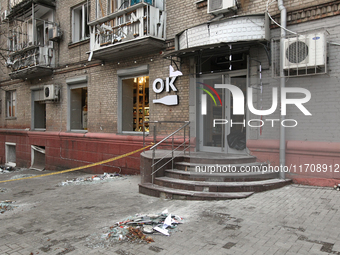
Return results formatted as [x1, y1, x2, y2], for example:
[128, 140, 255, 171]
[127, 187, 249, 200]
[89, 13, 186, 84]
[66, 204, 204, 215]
[165, 169, 279, 182]
[154, 176, 292, 193]
[139, 183, 254, 200]
[175, 161, 267, 172]
[181, 153, 257, 164]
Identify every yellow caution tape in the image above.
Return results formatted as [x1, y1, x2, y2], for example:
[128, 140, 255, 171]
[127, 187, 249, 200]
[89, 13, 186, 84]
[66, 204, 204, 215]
[0, 144, 153, 184]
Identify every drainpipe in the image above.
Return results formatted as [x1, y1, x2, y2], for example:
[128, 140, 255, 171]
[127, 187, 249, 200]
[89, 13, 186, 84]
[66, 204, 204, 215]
[278, 0, 286, 179]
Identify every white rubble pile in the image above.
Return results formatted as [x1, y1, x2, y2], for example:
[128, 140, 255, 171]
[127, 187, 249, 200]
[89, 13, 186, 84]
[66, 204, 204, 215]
[58, 173, 126, 186]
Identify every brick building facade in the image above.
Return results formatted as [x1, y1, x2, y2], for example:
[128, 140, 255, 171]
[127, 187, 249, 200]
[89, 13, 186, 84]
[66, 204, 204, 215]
[0, 0, 339, 186]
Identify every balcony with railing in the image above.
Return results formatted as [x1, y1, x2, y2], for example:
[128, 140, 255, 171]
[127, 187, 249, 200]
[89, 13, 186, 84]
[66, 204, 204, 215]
[5, 1, 58, 80]
[8, 0, 55, 15]
[88, 0, 166, 61]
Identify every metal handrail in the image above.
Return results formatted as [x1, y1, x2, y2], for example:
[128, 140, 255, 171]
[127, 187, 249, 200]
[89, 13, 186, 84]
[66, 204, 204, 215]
[151, 139, 189, 168]
[151, 146, 190, 176]
[143, 121, 189, 149]
[150, 121, 190, 150]
[142, 121, 191, 184]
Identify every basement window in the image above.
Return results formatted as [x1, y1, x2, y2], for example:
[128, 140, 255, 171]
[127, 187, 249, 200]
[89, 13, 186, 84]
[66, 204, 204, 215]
[31, 145, 45, 171]
[72, 3, 90, 43]
[122, 76, 149, 132]
[5, 143, 16, 167]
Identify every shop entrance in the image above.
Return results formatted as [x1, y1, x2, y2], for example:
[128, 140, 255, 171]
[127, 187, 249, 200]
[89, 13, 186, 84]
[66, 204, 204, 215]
[197, 71, 247, 154]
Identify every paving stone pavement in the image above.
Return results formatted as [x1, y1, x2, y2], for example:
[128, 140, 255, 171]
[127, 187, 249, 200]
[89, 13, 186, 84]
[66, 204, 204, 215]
[0, 169, 340, 255]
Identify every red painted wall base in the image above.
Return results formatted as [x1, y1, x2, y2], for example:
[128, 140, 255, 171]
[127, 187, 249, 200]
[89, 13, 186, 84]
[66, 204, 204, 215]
[0, 130, 150, 175]
[247, 139, 340, 187]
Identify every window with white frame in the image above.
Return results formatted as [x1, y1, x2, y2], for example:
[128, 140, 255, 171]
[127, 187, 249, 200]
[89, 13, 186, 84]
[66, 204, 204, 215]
[72, 3, 90, 43]
[115, 0, 128, 11]
[6, 90, 16, 118]
[107, 0, 116, 14]
[96, 0, 103, 18]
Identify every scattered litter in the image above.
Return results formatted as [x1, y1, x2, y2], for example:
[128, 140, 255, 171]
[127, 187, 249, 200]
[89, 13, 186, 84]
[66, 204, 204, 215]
[0, 200, 17, 214]
[0, 200, 15, 203]
[104, 209, 184, 243]
[0, 167, 28, 174]
[0, 187, 7, 193]
[334, 184, 340, 191]
[143, 225, 154, 234]
[58, 173, 125, 186]
[10, 174, 36, 180]
[153, 226, 169, 236]
[126, 227, 154, 243]
[0, 166, 14, 174]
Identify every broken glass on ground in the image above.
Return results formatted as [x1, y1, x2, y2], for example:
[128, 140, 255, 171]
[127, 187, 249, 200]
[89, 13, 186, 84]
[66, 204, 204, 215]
[58, 173, 126, 186]
[0, 200, 17, 214]
[0, 167, 28, 174]
[0, 187, 8, 193]
[10, 174, 36, 180]
[0, 166, 14, 174]
[85, 210, 183, 249]
[104, 209, 184, 243]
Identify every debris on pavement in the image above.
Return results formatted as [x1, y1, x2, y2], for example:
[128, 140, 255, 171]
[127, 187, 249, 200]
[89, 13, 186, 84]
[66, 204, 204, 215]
[0, 187, 7, 193]
[10, 174, 36, 180]
[103, 209, 184, 243]
[0, 167, 28, 174]
[58, 172, 125, 186]
[0, 166, 15, 174]
[0, 200, 17, 214]
[334, 184, 340, 191]
[126, 227, 155, 243]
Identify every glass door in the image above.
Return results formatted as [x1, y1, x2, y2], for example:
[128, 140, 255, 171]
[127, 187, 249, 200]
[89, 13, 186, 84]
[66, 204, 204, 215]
[197, 73, 247, 154]
[197, 75, 229, 153]
[226, 74, 247, 154]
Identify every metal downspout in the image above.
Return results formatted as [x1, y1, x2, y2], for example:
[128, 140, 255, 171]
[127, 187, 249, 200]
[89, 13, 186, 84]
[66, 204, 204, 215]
[278, 0, 286, 179]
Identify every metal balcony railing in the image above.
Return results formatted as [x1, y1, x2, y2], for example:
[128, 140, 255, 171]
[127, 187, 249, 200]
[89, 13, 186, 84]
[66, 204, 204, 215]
[10, 0, 26, 9]
[90, 3, 166, 52]
[9, 0, 55, 10]
[6, 19, 58, 72]
[7, 45, 55, 72]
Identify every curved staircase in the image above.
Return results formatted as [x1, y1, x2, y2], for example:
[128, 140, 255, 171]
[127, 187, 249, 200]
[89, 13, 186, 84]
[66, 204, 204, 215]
[139, 151, 292, 200]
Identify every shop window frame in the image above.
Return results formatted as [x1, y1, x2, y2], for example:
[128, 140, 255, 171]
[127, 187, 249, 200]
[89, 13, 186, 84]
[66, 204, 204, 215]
[117, 65, 149, 134]
[66, 76, 88, 133]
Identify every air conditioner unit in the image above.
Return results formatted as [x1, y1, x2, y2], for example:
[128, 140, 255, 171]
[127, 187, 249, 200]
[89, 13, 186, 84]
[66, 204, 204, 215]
[48, 26, 62, 41]
[283, 33, 326, 70]
[44, 85, 60, 101]
[207, 0, 237, 14]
